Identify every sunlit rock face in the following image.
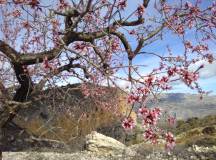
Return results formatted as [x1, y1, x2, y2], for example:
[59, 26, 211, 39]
[85, 131, 126, 155]
[10, 84, 136, 147]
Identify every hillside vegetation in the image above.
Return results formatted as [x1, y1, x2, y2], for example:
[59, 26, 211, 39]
[174, 115, 216, 147]
[125, 114, 216, 147]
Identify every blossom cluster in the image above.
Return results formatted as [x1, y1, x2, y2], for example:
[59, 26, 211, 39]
[165, 132, 175, 151]
[121, 117, 135, 130]
[138, 107, 162, 126]
[118, 0, 127, 10]
[144, 128, 158, 144]
[121, 106, 176, 150]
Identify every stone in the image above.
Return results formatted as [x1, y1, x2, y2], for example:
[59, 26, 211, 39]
[85, 131, 126, 155]
[85, 131, 137, 157]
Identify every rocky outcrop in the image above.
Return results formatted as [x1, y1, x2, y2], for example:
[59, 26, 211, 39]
[1, 84, 137, 151]
[13, 84, 135, 140]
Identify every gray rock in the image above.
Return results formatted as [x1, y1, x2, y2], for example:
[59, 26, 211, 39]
[85, 131, 132, 156]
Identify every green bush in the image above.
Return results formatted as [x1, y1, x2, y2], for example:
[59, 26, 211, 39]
[174, 115, 216, 135]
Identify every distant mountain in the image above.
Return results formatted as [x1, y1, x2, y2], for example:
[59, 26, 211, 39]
[151, 93, 216, 120]
[134, 93, 216, 120]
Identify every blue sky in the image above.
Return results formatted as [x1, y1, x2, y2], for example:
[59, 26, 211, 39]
[119, 0, 216, 95]
[0, 0, 215, 95]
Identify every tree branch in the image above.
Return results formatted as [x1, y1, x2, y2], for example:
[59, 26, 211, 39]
[134, 24, 164, 55]
[1, 16, 145, 66]
[143, 0, 151, 8]
[57, 63, 90, 79]
[19, 48, 63, 65]
[0, 40, 18, 62]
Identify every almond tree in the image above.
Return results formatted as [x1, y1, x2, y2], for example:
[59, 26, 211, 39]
[0, 0, 215, 151]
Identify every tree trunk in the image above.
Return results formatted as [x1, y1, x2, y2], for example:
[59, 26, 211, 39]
[1, 63, 33, 128]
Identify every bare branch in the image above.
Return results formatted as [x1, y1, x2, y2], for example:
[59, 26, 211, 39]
[134, 24, 164, 55]
[111, 31, 133, 58]
[143, 0, 151, 8]
[0, 40, 18, 62]
[19, 48, 63, 65]
[52, 8, 80, 17]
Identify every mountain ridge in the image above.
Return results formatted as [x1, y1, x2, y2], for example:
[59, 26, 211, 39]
[138, 93, 216, 120]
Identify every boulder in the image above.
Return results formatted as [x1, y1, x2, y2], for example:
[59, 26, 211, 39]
[85, 131, 126, 155]
[85, 131, 136, 156]
[14, 84, 136, 139]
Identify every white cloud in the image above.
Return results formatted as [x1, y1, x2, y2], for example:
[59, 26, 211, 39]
[189, 60, 216, 79]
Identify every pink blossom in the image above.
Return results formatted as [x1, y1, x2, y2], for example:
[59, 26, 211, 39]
[165, 132, 175, 150]
[43, 56, 53, 70]
[137, 87, 149, 95]
[205, 53, 214, 63]
[137, 5, 145, 17]
[152, 107, 162, 116]
[128, 94, 140, 104]
[51, 19, 59, 27]
[111, 39, 120, 52]
[129, 29, 136, 35]
[167, 116, 176, 126]
[167, 67, 178, 76]
[144, 128, 158, 144]
[161, 76, 169, 83]
[190, 6, 200, 15]
[192, 44, 208, 53]
[185, 1, 193, 9]
[22, 21, 31, 29]
[144, 75, 155, 87]
[141, 107, 161, 126]
[74, 42, 88, 51]
[176, 25, 184, 35]
[184, 41, 193, 49]
[188, 20, 194, 29]
[12, 10, 21, 18]
[122, 117, 135, 130]
[138, 107, 149, 117]
[58, 0, 69, 10]
[118, 0, 127, 10]
[163, 4, 171, 13]
[156, 76, 169, 89]
[180, 70, 199, 85]
[28, 0, 40, 9]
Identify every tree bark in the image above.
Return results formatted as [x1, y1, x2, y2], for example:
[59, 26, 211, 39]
[1, 63, 33, 128]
